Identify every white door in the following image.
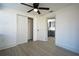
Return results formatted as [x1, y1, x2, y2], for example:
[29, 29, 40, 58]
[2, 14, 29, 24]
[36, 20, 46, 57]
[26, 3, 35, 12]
[17, 15, 28, 44]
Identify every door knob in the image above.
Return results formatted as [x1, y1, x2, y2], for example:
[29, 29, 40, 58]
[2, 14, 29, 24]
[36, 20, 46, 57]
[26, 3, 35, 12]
[37, 29, 39, 31]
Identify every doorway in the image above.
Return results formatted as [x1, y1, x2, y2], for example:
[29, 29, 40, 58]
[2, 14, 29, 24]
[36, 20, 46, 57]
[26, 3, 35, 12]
[48, 18, 56, 41]
[28, 17, 33, 42]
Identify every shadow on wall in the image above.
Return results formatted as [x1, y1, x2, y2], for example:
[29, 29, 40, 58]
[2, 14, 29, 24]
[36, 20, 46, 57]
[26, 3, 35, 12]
[0, 4, 4, 9]
[0, 34, 7, 48]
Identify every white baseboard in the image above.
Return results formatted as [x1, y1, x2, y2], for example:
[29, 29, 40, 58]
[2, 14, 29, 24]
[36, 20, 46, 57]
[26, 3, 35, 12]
[56, 41, 79, 54]
[40, 38, 48, 41]
[0, 40, 28, 50]
[16, 40, 28, 45]
[0, 39, 46, 51]
[0, 42, 17, 50]
[34, 39, 48, 42]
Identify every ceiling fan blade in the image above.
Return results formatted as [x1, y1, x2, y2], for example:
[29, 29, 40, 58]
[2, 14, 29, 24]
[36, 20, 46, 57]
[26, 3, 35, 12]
[37, 10, 41, 14]
[21, 3, 33, 8]
[39, 7, 49, 10]
[27, 9, 33, 12]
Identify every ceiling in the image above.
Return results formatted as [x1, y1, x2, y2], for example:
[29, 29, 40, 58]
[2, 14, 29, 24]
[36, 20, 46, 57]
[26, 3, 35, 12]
[2, 3, 74, 15]
[28, 3, 72, 11]
[18, 3, 74, 15]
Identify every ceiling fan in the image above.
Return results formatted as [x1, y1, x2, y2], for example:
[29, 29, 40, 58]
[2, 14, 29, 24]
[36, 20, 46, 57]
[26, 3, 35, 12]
[21, 3, 50, 14]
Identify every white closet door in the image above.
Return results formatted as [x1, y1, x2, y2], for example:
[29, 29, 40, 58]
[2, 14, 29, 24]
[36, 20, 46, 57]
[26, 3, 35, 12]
[17, 15, 28, 44]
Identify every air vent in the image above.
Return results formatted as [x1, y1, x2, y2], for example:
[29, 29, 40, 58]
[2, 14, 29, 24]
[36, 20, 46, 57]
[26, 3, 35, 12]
[49, 10, 53, 13]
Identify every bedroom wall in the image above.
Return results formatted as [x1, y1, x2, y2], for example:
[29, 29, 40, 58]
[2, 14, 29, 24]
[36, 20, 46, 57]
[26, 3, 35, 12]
[0, 3, 33, 50]
[0, 10, 17, 50]
[56, 4, 79, 53]
[0, 3, 48, 50]
[42, 4, 79, 54]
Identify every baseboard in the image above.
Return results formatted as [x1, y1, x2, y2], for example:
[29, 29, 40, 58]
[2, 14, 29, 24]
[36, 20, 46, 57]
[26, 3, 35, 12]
[0, 40, 28, 50]
[0, 39, 46, 51]
[0, 42, 17, 50]
[16, 40, 28, 45]
[56, 41, 79, 54]
[40, 38, 48, 41]
[34, 39, 48, 42]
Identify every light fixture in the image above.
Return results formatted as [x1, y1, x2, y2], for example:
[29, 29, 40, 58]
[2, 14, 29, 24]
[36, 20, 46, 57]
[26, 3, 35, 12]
[34, 8, 38, 12]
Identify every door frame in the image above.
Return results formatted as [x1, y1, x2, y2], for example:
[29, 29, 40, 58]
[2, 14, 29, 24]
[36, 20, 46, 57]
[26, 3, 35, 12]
[47, 17, 56, 40]
[28, 17, 34, 42]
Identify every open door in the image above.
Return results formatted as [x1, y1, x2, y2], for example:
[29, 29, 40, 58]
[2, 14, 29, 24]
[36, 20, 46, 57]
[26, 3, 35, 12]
[28, 17, 33, 42]
[48, 18, 56, 41]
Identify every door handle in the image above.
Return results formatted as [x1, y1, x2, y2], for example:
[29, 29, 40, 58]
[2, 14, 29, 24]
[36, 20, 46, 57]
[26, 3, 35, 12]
[37, 29, 39, 31]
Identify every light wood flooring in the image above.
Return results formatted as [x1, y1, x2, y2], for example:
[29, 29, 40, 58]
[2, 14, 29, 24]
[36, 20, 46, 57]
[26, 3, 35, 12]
[0, 37, 79, 56]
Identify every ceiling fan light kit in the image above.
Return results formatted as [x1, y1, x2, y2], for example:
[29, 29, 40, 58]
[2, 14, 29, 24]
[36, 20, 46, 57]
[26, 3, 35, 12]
[21, 3, 50, 14]
[34, 9, 38, 12]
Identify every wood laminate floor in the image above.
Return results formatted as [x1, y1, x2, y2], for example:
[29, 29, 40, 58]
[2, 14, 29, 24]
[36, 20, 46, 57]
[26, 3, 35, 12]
[0, 37, 79, 56]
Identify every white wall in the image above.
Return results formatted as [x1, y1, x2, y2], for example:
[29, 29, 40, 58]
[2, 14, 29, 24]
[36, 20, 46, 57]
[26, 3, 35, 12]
[0, 11, 17, 49]
[56, 4, 79, 54]
[0, 3, 48, 50]
[42, 4, 79, 54]
[0, 3, 33, 50]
